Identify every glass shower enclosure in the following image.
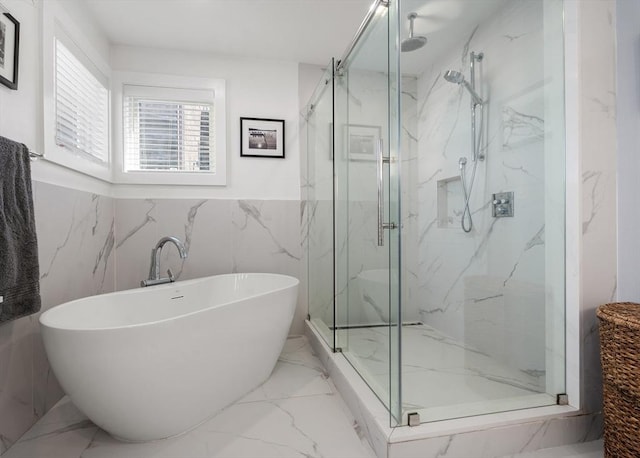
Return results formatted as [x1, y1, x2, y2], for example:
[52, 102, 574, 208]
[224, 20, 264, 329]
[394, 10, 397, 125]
[305, 0, 566, 427]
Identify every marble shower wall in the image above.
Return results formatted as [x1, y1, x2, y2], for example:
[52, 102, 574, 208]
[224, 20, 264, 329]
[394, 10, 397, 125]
[412, 0, 562, 384]
[114, 198, 304, 334]
[576, 0, 617, 415]
[0, 181, 116, 455]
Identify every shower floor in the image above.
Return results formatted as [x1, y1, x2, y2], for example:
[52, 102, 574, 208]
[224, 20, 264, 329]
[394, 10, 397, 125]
[341, 323, 556, 422]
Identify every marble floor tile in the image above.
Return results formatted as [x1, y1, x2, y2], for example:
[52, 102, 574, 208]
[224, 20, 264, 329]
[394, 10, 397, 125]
[2, 398, 98, 458]
[343, 324, 551, 421]
[239, 336, 333, 403]
[3, 336, 375, 458]
[504, 440, 604, 458]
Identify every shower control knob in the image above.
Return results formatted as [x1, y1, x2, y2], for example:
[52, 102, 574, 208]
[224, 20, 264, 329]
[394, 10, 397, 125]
[491, 192, 514, 218]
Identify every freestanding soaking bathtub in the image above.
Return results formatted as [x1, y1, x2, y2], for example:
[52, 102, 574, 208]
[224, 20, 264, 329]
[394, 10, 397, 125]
[40, 273, 299, 442]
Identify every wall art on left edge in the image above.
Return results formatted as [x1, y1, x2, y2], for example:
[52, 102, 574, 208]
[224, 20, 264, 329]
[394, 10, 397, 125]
[240, 117, 285, 158]
[0, 12, 19, 90]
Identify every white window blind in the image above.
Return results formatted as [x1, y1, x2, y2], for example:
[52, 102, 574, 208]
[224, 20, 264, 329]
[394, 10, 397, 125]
[55, 39, 109, 162]
[123, 86, 215, 173]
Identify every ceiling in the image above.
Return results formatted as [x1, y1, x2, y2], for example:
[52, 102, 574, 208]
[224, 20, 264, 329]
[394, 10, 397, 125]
[83, 0, 374, 66]
[82, 0, 508, 75]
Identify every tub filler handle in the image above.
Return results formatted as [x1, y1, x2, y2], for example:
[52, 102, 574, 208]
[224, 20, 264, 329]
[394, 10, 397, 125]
[141, 236, 187, 287]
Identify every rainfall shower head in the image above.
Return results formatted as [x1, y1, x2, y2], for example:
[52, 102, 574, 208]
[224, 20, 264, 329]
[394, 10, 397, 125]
[443, 70, 483, 106]
[401, 13, 427, 52]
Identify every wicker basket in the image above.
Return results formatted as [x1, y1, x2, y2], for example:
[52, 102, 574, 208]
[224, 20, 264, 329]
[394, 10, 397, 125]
[597, 302, 640, 458]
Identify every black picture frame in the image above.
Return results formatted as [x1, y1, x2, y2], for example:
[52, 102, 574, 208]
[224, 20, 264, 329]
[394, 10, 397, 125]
[0, 13, 19, 90]
[240, 117, 285, 159]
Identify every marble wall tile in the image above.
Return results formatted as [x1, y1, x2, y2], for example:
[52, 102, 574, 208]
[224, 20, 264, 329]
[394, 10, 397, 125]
[115, 198, 304, 334]
[231, 199, 305, 333]
[411, 0, 559, 386]
[34, 183, 116, 304]
[32, 183, 116, 419]
[0, 319, 33, 455]
[114, 199, 234, 291]
[576, 0, 617, 414]
[0, 181, 117, 455]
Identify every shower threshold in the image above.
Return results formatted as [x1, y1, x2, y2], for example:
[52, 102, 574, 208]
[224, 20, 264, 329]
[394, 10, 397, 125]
[305, 320, 599, 458]
[330, 321, 423, 330]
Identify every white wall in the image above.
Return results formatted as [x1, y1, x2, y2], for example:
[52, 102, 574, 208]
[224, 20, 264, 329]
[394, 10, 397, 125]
[0, 1, 52, 453]
[616, 0, 640, 301]
[110, 46, 301, 200]
[0, 0, 40, 152]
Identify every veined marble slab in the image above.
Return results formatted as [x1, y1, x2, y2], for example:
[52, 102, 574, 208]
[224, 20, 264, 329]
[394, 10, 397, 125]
[342, 323, 551, 423]
[3, 336, 374, 458]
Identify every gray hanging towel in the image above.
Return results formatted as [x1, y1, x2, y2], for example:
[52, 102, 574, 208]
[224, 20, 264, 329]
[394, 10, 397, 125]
[0, 136, 41, 323]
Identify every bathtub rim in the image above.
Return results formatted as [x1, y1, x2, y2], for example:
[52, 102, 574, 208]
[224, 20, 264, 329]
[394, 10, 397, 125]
[39, 272, 299, 332]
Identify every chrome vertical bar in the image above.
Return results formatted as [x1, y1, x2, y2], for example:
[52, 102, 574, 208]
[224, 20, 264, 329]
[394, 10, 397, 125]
[470, 52, 477, 162]
[377, 138, 385, 246]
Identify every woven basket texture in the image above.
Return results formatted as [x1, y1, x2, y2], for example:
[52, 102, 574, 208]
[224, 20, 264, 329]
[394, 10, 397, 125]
[597, 302, 640, 458]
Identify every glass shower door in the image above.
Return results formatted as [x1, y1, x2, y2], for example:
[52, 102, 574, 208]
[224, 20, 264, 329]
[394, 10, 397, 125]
[306, 61, 335, 348]
[333, 3, 402, 425]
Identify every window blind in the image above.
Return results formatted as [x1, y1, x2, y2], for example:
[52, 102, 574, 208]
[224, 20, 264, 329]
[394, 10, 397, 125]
[123, 95, 214, 173]
[55, 39, 109, 162]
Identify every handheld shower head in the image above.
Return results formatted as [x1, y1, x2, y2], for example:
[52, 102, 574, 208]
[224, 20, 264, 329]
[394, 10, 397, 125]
[444, 70, 464, 84]
[443, 70, 483, 106]
[401, 13, 427, 52]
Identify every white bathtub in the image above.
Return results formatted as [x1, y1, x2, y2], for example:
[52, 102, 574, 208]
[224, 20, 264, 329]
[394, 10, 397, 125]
[40, 273, 299, 442]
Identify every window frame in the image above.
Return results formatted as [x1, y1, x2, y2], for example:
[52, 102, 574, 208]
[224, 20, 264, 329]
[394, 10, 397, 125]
[112, 71, 227, 186]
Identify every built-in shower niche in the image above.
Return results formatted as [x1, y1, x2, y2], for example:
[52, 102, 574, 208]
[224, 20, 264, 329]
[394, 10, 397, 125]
[437, 176, 463, 229]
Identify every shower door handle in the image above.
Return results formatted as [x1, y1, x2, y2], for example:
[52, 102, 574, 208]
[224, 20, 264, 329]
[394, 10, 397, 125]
[377, 139, 397, 246]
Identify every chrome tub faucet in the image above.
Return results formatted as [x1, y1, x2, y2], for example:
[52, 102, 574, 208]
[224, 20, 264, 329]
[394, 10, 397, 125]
[141, 236, 188, 287]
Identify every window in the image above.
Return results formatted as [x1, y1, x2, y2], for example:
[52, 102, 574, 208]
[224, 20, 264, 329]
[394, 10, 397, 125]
[123, 87, 214, 173]
[113, 73, 227, 186]
[42, 6, 111, 183]
[55, 38, 109, 163]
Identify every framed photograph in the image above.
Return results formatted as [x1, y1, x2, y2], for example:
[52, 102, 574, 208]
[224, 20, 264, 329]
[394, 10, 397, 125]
[0, 13, 19, 90]
[240, 117, 285, 158]
[346, 124, 380, 161]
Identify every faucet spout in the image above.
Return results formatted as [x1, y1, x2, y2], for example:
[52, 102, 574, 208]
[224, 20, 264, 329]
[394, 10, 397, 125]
[141, 236, 188, 287]
[155, 236, 187, 259]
